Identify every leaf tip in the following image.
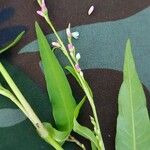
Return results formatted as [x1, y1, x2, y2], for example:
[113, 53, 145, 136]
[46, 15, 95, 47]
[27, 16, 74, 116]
[126, 38, 132, 52]
[124, 38, 132, 59]
[21, 30, 25, 35]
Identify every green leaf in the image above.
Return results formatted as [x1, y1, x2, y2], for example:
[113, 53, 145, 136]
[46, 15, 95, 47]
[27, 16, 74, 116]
[35, 22, 76, 133]
[91, 142, 97, 150]
[43, 122, 68, 144]
[0, 31, 25, 54]
[116, 39, 150, 150]
[74, 96, 86, 119]
[73, 97, 99, 148]
[73, 121, 99, 149]
[65, 65, 93, 97]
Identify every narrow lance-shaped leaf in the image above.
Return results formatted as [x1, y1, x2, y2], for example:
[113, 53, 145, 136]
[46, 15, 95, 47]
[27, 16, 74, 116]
[116, 39, 150, 150]
[35, 22, 76, 134]
[0, 31, 25, 54]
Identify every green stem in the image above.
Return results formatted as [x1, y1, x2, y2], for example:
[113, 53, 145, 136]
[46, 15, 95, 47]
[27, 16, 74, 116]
[77, 73, 105, 150]
[45, 17, 68, 55]
[0, 62, 41, 128]
[0, 62, 63, 150]
[64, 27, 104, 148]
[0, 88, 28, 116]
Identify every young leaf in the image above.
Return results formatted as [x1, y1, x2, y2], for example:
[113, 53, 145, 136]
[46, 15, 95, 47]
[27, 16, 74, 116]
[74, 121, 99, 149]
[73, 96, 99, 149]
[116, 39, 150, 150]
[0, 31, 25, 54]
[35, 22, 76, 133]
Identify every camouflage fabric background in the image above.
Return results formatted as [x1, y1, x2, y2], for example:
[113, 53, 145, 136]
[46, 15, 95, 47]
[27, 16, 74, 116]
[0, 0, 150, 149]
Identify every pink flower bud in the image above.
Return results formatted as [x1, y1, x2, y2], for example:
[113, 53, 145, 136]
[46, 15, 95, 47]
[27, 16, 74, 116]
[75, 64, 81, 72]
[68, 44, 75, 52]
[37, 11, 44, 17]
[41, 0, 47, 12]
[41, 0, 46, 7]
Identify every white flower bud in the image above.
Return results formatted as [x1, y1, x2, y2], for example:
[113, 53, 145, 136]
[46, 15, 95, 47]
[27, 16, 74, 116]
[76, 53, 81, 61]
[88, 5, 94, 16]
[72, 31, 79, 39]
[80, 71, 83, 77]
[52, 42, 61, 48]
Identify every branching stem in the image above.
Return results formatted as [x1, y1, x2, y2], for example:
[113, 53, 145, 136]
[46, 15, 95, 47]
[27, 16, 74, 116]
[42, 12, 105, 150]
[0, 62, 63, 150]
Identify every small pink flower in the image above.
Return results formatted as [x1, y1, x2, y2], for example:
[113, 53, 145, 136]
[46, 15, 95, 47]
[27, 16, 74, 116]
[41, 0, 47, 10]
[68, 43, 75, 52]
[37, 0, 48, 17]
[75, 64, 81, 72]
[37, 11, 44, 17]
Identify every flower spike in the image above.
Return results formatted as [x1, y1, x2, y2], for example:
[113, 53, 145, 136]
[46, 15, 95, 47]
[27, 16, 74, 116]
[37, 0, 48, 17]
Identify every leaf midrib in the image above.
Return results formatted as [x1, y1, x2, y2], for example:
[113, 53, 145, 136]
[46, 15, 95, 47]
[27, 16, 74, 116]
[127, 56, 136, 150]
